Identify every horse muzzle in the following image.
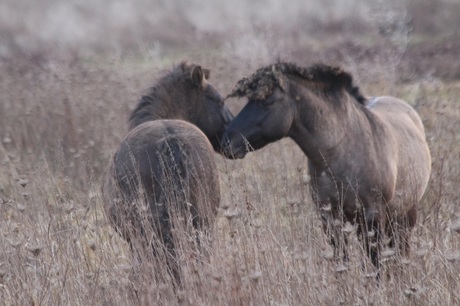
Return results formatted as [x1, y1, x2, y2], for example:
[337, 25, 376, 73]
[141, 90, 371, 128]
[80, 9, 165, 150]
[221, 133, 247, 159]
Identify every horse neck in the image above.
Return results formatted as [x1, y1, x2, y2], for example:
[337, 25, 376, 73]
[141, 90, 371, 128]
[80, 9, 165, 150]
[289, 88, 368, 168]
[128, 95, 186, 130]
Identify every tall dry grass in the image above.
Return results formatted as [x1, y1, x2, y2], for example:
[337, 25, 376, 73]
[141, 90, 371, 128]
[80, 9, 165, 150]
[1, 59, 459, 306]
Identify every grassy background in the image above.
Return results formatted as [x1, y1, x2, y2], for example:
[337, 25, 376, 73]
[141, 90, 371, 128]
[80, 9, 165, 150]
[0, 0, 459, 305]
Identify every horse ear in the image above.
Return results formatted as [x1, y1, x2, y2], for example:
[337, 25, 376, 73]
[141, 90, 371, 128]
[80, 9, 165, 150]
[191, 66, 204, 86]
[272, 66, 286, 91]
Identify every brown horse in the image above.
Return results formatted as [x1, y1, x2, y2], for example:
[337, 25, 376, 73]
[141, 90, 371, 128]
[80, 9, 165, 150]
[222, 62, 431, 273]
[102, 62, 233, 285]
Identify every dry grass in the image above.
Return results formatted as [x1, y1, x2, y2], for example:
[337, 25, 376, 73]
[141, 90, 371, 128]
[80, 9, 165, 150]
[1, 0, 459, 305]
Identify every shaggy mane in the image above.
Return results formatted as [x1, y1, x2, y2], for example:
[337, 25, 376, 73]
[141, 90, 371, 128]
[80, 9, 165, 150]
[228, 62, 366, 104]
[128, 61, 209, 130]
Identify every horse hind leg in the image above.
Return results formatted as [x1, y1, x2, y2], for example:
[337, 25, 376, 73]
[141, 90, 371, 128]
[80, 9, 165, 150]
[402, 206, 416, 255]
[129, 201, 183, 288]
[359, 209, 382, 276]
[395, 205, 417, 257]
[156, 207, 183, 289]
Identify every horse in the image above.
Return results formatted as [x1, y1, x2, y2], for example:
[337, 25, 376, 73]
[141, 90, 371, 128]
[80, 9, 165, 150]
[102, 62, 233, 286]
[222, 62, 431, 274]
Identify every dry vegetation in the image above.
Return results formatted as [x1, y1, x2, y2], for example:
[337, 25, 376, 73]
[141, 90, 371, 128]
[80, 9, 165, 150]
[0, 0, 459, 305]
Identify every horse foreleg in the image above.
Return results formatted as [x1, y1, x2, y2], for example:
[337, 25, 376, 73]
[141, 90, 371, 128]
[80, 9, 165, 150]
[321, 211, 349, 262]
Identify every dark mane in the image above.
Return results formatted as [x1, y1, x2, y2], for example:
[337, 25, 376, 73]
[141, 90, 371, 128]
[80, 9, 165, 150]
[228, 62, 366, 104]
[128, 61, 209, 130]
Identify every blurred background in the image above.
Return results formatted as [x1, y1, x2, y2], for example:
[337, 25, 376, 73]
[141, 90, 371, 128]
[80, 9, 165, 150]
[1, 0, 459, 79]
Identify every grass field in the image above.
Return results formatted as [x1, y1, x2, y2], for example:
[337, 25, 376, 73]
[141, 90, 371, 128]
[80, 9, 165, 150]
[0, 0, 459, 305]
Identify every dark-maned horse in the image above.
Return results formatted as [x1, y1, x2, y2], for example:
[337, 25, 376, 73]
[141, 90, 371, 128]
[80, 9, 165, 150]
[222, 62, 431, 274]
[102, 62, 233, 285]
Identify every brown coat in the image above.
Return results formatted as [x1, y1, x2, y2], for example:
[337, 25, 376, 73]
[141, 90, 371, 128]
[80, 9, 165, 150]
[223, 62, 431, 271]
[102, 62, 232, 285]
